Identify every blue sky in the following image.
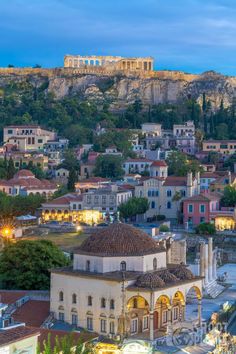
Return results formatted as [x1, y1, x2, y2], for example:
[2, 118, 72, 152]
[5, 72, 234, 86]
[1, 0, 236, 75]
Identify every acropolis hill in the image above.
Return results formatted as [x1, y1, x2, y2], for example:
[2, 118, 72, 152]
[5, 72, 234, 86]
[0, 55, 236, 111]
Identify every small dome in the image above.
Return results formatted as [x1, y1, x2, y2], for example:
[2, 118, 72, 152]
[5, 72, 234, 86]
[170, 265, 194, 280]
[14, 169, 34, 178]
[136, 272, 165, 289]
[76, 223, 165, 257]
[158, 269, 179, 283]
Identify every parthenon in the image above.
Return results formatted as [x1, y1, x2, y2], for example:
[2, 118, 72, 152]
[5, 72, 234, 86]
[64, 54, 154, 71]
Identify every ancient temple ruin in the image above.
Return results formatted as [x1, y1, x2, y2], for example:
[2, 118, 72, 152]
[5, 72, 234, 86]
[64, 54, 154, 71]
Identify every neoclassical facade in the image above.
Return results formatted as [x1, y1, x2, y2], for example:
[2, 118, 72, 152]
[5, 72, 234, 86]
[64, 55, 154, 71]
[50, 224, 203, 341]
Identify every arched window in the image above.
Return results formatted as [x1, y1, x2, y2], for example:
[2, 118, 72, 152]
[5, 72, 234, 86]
[133, 298, 138, 308]
[153, 258, 157, 270]
[101, 298, 106, 308]
[120, 261, 126, 271]
[59, 291, 64, 302]
[72, 293, 77, 304]
[88, 296, 92, 306]
[86, 260, 90, 271]
[110, 299, 115, 310]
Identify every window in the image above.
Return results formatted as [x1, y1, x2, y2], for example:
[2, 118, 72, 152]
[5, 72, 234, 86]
[72, 314, 78, 325]
[59, 291, 64, 302]
[133, 298, 138, 309]
[162, 310, 168, 324]
[101, 298, 106, 308]
[153, 258, 157, 270]
[143, 315, 149, 330]
[155, 191, 159, 197]
[173, 307, 178, 321]
[200, 204, 205, 213]
[38, 139, 43, 143]
[87, 317, 93, 331]
[88, 296, 92, 306]
[110, 299, 115, 310]
[167, 201, 171, 209]
[73, 204, 77, 210]
[120, 261, 126, 271]
[59, 312, 64, 322]
[86, 260, 90, 272]
[188, 204, 193, 213]
[167, 190, 172, 197]
[200, 217, 205, 223]
[131, 318, 138, 334]
[151, 201, 155, 209]
[148, 190, 152, 197]
[72, 294, 77, 304]
[100, 319, 107, 333]
[110, 321, 115, 334]
[8, 129, 13, 134]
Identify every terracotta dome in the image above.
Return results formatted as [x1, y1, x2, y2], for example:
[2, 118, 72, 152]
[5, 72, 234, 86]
[14, 169, 34, 178]
[136, 272, 165, 289]
[75, 223, 165, 257]
[170, 265, 194, 280]
[158, 269, 179, 283]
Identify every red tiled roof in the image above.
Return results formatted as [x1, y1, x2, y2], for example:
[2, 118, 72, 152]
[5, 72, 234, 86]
[0, 326, 39, 347]
[77, 177, 110, 183]
[151, 161, 167, 167]
[184, 193, 220, 203]
[5, 125, 40, 128]
[42, 193, 83, 206]
[163, 176, 188, 186]
[0, 291, 27, 305]
[200, 172, 220, 178]
[13, 301, 50, 327]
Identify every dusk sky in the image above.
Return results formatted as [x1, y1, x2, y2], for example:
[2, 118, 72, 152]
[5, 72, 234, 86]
[1, 0, 236, 75]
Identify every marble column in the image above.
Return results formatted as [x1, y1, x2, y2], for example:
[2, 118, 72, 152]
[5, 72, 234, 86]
[213, 251, 217, 280]
[200, 242, 205, 278]
[149, 292, 154, 341]
[204, 243, 209, 287]
[198, 299, 202, 327]
[208, 238, 213, 283]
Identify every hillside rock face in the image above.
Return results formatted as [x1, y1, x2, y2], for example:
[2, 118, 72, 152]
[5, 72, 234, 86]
[0, 68, 235, 111]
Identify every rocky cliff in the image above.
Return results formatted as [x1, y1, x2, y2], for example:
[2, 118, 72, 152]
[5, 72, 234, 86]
[0, 67, 235, 111]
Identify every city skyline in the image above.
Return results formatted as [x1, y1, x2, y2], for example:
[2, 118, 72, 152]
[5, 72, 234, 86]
[1, 0, 236, 75]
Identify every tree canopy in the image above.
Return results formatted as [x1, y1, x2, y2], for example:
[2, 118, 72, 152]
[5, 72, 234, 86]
[94, 155, 124, 179]
[166, 151, 202, 176]
[0, 192, 45, 217]
[118, 197, 149, 219]
[0, 240, 70, 290]
[221, 185, 236, 207]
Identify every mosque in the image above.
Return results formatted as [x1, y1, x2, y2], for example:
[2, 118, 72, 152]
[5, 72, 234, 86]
[50, 223, 203, 342]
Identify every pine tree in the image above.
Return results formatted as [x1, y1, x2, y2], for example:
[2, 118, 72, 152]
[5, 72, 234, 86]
[7, 157, 15, 180]
[67, 168, 78, 192]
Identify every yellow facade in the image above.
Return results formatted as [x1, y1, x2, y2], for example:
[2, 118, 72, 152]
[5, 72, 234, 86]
[42, 209, 103, 225]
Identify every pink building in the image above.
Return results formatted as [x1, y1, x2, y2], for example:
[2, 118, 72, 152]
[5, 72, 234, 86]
[183, 193, 220, 228]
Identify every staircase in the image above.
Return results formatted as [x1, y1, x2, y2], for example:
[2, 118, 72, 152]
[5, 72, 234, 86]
[204, 280, 225, 298]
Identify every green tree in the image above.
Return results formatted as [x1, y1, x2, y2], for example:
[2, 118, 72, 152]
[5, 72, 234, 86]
[67, 168, 78, 192]
[166, 151, 202, 176]
[118, 197, 149, 220]
[215, 123, 229, 139]
[221, 185, 236, 207]
[6, 157, 16, 180]
[0, 240, 70, 290]
[159, 225, 170, 232]
[94, 155, 124, 179]
[195, 223, 216, 235]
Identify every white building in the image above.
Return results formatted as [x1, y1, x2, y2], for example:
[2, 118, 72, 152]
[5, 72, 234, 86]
[50, 223, 203, 340]
[4, 125, 57, 152]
